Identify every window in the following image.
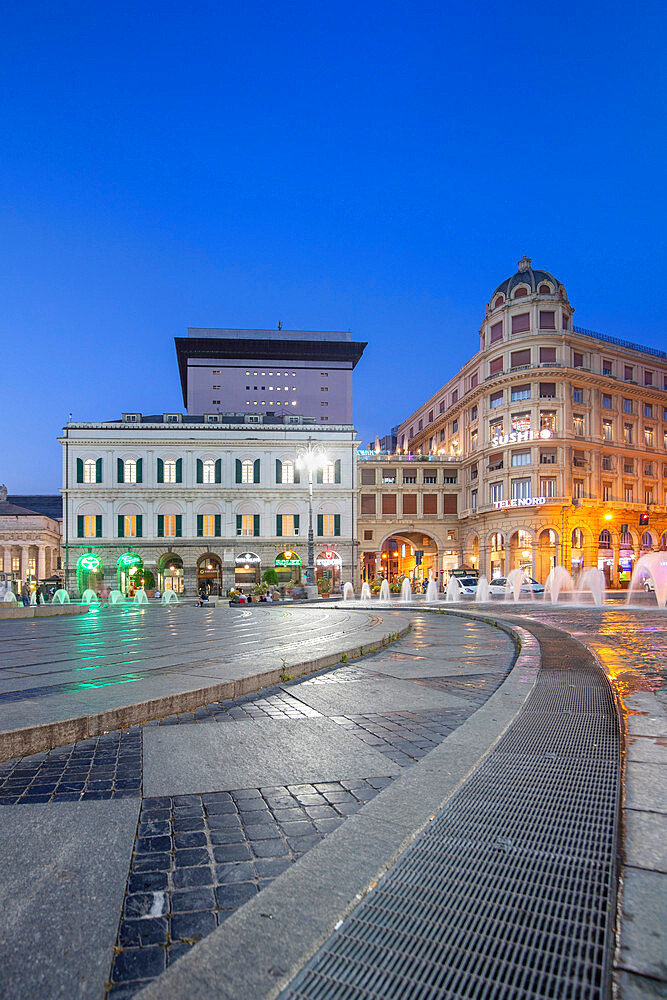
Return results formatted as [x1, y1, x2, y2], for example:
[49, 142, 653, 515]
[83, 459, 97, 483]
[164, 459, 177, 484]
[603, 420, 613, 441]
[319, 514, 337, 536]
[602, 394, 612, 409]
[439, 400, 445, 413]
[83, 515, 97, 537]
[602, 484, 612, 503]
[511, 385, 531, 401]
[278, 514, 298, 536]
[540, 382, 556, 398]
[644, 370, 653, 386]
[201, 515, 216, 537]
[623, 398, 633, 413]
[624, 484, 634, 503]
[360, 495, 376, 514]
[428, 410, 433, 423]
[403, 473, 416, 484]
[322, 462, 336, 484]
[361, 468, 376, 486]
[471, 430, 478, 451]
[511, 412, 530, 433]
[540, 347, 557, 363]
[418, 419, 423, 431]
[382, 469, 396, 484]
[511, 450, 531, 467]
[12, 556, 20, 572]
[423, 473, 437, 484]
[624, 424, 633, 444]
[363, 530, 373, 540]
[602, 359, 613, 376]
[602, 455, 613, 471]
[488, 452, 503, 471]
[490, 390, 503, 409]
[645, 490, 654, 506]
[624, 365, 633, 381]
[490, 419, 503, 438]
[539, 311, 555, 330]
[540, 450, 557, 465]
[382, 494, 397, 515]
[239, 514, 254, 536]
[644, 403, 653, 418]
[471, 405, 478, 420]
[124, 515, 137, 538]
[511, 349, 531, 368]
[202, 459, 216, 484]
[471, 490, 478, 510]
[423, 494, 438, 515]
[572, 528, 584, 548]
[403, 494, 417, 515]
[490, 321, 503, 343]
[562, 313, 569, 330]
[572, 387, 583, 403]
[624, 459, 634, 474]
[494, 294, 504, 307]
[443, 473, 457, 484]
[573, 415, 585, 436]
[241, 460, 254, 483]
[514, 287, 528, 298]
[573, 352, 584, 368]
[511, 479, 531, 500]
[452, 389, 458, 404]
[124, 459, 137, 483]
[490, 357, 503, 376]
[540, 411, 556, 432]
[573, 480, 584, 500]
[281, 460, 295, 484]
[321, 386, 328, 392]
[645, 427, 654, 448]
[470, 372, 478, 388]
[540, 478, 557, 497]
[511, 313, 530, 334]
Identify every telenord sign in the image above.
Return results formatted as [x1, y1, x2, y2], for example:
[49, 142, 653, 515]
[493, 497, 547, 510]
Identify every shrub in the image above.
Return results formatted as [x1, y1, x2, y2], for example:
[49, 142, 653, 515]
[263, 568, 278, 586]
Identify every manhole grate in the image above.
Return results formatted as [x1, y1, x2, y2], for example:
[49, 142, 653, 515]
[282, 622, 620, 1000]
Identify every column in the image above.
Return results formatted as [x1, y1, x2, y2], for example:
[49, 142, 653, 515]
[38, 547, 46, 581]
[611, 540, 620, 589]
[21, 546, 30, 582]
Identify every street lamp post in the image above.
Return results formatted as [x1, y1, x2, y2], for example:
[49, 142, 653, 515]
[296, 439, 329, 597]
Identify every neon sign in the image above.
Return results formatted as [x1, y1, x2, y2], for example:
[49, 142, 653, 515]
[235, 552, 260, 565]
[275, 550, 302, 567]
[78, 554, 101, 572]
[493, 497, 547, 510]
[118, 553, 142, 568]
[491, 429, 552, 447]
[316, 549, 341, 567]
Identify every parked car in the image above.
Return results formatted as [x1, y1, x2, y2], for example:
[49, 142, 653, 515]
[488, 576, 546, 597]
[642, 577, 655, 593]
[448, 576, 479, 598]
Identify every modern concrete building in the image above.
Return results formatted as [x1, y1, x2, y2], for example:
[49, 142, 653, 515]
[0, 485, 62, 593]
[375, 258, 667, 587]
[175, 328, 366, 424]
[59, 413, 358, 597]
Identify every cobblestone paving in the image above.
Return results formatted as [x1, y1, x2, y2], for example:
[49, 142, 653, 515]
[107, 780, 389, 998]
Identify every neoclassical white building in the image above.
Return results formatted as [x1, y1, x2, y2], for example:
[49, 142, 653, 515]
[60, 412, 358, 596]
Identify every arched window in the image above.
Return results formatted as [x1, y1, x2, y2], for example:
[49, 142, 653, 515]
[599, 529, 612, 547]
[641, 531, 653, 548]
[514, 287, 528, 298]
[539, 283, 552, 294]
[164, 459, 177, 483]
[620, 531, 632, 547]
[281, 460, 294, 484]
[517, 529, 532, 548]
[202, 459, 216, 484]
[83, 459, 97, 483]
[490, 532, 504, 551]
[661, 532, 667, 549]
[494, 294, 505, 308]
[241, 459, 254, 483]
[571, 528, 584, 548]
[124, 459, 137, 484]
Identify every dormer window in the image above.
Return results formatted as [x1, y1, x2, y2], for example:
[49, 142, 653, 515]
[538, 283, 552, 294]
[205, 414, 221, 423]
[164, 413, 181, 423]
[493, 294, 505, 308]
[122, 413, 140, 422]
[513, 287, 528, 298]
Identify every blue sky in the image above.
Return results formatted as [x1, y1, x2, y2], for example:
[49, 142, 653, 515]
[1, 0, 665, 490]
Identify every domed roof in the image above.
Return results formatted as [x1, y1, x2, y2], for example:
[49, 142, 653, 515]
[491, 256, 565, 300]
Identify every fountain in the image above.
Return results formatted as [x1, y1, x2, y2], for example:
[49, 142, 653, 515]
[400, 578, 412, 602]
[109, 590, 124, 604]
[544, 566, 574, 603]
[3, 589, 17, 603]
[426, 579, 439, 603]
[133, 589, 148, 605]
[30, 589, 37, 605]
[475, 575, 490, 603]
[161, 589, 179, 605]
[627, 552, 667, 608]
[576, 567, 606, 606]
[342, 582, 355, 601]
[445, 576, 460, 602]
[53, 589, 70, 604]
[506, 568, 529, 602]
[360, 582, 372, 601]
[81, 589, 100, 605]
[379, 579, 391, 602]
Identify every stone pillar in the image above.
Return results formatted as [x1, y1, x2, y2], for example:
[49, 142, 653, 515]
[478, 544, 488, 579]
[611, 541, 620, 589]
[20, 546, 30, 583]
[38, 547, 46, 581]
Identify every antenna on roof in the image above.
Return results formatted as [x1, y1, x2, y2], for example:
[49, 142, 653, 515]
[277, 321, 283, 330]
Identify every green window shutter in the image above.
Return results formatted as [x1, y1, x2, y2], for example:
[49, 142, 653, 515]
[276, 515, 282, 537]
[253, 514, 260, 537]
[96, 458, 103, 483]
[136, 458, 143, 483]
[197, 514, 203, 537]
[175, 515, 182, 537]
[117, 458, 124, 483]
[276, 459, 282, 483]
[235, 459, 242, 483]
[294, 514, 300, 535]
[157, 514, 164, 537]
[253, 458, 260, 483]
[317, 514, 323, 536]
[316, 468, 323, 484]
[294, 466, 300, 484]
[157, 458, 164, 483]
[176, 458, 183, 483]
[215, 459, 222, 483]
[334, 459, 341, 484]
[118, 515, 124, 538]
[136, 515, 143, 538]
[334, 514, 341, 536]
[77, 515, 84, 538]
[96, 515, 103, 538]
[76, 458, 83, 483]
[214, 514, 221, 536]
[236, 514, 242, 535]
[196, 459, 203, 483]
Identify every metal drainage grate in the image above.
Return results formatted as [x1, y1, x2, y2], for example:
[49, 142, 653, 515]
[282, 622, 620, 1000]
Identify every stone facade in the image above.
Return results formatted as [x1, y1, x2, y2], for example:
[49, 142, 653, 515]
[0, 487, 62, 593]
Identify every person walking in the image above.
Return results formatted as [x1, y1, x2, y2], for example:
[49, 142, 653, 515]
[21, 583, 30, 607]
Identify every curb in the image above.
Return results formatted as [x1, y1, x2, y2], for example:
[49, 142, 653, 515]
[0, 619, 412, 763]
[0, 604, 89, 620]
[133, 615, 541, 1000]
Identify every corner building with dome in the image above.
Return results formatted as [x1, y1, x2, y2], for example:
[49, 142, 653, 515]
[385, 257, 667, 587]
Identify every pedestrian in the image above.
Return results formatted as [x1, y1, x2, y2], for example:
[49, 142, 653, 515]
[36, 588, 42, 605]
[21, 582, 30, 607]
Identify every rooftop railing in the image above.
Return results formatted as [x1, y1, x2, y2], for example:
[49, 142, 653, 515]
[573, 325, 666, 360]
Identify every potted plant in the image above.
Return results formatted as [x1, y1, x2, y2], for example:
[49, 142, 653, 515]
[317, 578, 332, 598]
[142, 569, 156, 598]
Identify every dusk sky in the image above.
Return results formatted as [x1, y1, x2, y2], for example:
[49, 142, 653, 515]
[2, 1, 665, 492]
